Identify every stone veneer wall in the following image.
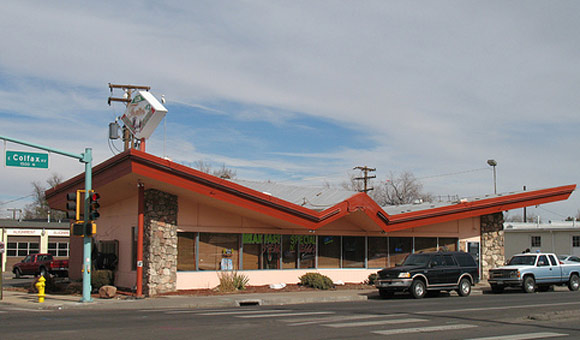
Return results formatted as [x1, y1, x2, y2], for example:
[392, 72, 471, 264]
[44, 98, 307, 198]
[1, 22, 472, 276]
[143, 189, 178, 296]
[480, 212, 504, 280]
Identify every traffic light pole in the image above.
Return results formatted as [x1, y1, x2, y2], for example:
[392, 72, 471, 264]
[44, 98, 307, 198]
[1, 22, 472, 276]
[82, 149, 93, 303]
[0, 135, 94, 303]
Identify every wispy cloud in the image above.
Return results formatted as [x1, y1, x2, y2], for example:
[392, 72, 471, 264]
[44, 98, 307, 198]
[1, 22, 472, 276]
[1, 1, 579, 220]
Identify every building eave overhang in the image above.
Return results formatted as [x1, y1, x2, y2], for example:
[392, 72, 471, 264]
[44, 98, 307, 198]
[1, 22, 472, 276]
[46, 149, 576, 233]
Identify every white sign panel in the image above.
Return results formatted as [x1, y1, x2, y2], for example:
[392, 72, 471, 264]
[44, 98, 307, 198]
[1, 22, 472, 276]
[121, 91, 168, 139]
[5, 229, 69, 237]
[6, 229, 42, 236]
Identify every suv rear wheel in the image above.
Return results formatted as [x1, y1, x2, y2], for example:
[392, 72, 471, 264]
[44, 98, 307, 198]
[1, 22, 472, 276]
[410, 279, 426, 299]
[457, 278, 472, 297]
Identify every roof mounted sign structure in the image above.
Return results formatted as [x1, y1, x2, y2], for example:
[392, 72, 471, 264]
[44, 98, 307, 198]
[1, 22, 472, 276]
[121, 91, 167, 139]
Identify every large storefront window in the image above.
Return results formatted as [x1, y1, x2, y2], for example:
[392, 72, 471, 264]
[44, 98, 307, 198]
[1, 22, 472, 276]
[318, 236, 340, 268]
[389, 237, 413, 267]
[198, 233, 239, 271]
[242, 234, 281, 270]
[282, 235, 298, 269]
[415, 237, 437, 253]
[439, 238, 458, 251]
[177, 232, 196, 271]
[342, 236, 365, 268]
[176, 232, 459, 272]
[368, 237, 388, 268]
[281, 235, 316, 269]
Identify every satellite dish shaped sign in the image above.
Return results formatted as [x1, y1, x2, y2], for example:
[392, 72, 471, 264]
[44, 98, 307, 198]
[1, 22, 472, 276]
[121, 91, 168, 139]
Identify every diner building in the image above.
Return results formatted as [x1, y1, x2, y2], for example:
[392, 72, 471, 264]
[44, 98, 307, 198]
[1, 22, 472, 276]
[46, 149, 576, 295]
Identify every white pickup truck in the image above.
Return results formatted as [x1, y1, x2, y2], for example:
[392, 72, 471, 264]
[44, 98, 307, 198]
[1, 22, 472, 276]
[488, 252, 580, 293]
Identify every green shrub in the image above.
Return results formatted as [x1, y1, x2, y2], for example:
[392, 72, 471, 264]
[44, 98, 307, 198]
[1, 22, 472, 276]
[217, 271, 250, 292]
[298, 272, 334, 290]
[366, 273, 378, 285]
[91, 269, 114, 291]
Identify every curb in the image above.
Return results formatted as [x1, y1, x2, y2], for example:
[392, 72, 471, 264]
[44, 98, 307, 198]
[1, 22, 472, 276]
[1, 284, 489, 311]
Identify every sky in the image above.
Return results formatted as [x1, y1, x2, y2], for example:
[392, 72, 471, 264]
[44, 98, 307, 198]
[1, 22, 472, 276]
[1, 1, 579, 221]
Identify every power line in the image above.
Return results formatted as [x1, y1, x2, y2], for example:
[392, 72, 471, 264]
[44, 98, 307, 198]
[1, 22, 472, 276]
[417, 167, 489, 181]
[537, 206, 570, 219]
[0, 194, 33, 205]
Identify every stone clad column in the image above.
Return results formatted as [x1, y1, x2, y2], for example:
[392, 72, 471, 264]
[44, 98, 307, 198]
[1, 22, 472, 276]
[143, 189, 178, 296]
[480, 212, 504, 280]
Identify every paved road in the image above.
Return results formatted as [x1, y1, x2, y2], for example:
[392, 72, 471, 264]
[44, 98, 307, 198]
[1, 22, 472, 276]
[1, 289, 579, 339]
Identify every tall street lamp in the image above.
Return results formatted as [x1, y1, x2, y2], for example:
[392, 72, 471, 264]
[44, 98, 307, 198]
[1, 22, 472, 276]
[487, 159, 497, 194]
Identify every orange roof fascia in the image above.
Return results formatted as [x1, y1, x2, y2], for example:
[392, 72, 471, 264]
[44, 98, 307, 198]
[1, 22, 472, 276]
[46, 149, 576, 233]
[377, 185, 576, 232]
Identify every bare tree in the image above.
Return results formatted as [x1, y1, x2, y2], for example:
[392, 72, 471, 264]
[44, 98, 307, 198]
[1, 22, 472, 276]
[341, 173, 364, 192]
[213, 164, 237, 179]
[342, 169, 431, 206]
[193, 160, 212, 174]
[194, 161, 237, 179]
[23, 173, 65, 220]
[504, 213, 541, 223]
[373, 170, 432, 206]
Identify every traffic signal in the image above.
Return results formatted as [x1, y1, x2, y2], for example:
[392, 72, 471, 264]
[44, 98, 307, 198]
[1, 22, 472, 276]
[66, 191, 82, 221]
[88, 191, 100, 221]
[85, 222, 97, 236]
[71, 221, 85, 236]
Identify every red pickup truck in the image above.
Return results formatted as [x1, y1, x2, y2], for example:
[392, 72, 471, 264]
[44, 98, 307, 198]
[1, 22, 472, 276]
[12, 253, 69, 278]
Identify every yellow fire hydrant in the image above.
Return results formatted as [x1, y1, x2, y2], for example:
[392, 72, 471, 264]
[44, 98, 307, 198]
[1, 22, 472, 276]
[36, 276, 46, 303]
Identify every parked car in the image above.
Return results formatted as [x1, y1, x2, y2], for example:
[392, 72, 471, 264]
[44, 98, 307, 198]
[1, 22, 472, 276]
[488, 252, 580, 293]
[375, 251, 479, 299]
[557, 255, 580, 263]
[12, 253, 69, 278]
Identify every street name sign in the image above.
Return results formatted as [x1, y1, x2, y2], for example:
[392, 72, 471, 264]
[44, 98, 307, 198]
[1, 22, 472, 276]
[6, 150, 49, 169]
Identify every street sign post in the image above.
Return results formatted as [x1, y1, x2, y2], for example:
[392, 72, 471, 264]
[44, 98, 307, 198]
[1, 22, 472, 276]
[5, 150, 49, 169]
[0, 241, 4, 300]
[0, 135, 93, 303]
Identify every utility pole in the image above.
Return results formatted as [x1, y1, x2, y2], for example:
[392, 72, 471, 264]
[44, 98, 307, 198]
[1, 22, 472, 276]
[353, 166, 376, 193]
[107, 83, 151, 151]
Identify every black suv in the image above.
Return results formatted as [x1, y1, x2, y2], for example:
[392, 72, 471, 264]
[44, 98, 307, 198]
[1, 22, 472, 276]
[375, 251, 479, 299]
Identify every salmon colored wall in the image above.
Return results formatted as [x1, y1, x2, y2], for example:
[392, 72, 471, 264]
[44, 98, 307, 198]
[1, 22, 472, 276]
[98, 192, 482, 290]
[94, 196, 138, 289]
[177, 269, 378, 290]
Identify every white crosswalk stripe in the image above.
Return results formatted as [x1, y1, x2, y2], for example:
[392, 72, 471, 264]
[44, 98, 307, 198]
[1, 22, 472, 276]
[323, 318, 426, 328]
[237, 311, 334, 318]
[191, 309, 287, 316]
[372, 324, 478, 335]
[465, 332, 569, 340]
[286, 313, 408, 326]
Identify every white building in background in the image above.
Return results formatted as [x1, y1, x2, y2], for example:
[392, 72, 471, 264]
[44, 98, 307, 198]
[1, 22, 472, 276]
[504, 221, 580, 259]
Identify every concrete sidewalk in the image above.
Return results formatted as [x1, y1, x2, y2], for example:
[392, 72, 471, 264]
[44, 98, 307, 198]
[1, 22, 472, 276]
[0, 282, 489, 311]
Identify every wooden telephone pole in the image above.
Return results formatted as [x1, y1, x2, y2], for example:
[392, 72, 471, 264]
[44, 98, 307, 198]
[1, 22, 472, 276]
[353, 166, 376, 193]
[107, 83, 151, 151]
